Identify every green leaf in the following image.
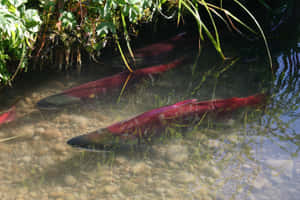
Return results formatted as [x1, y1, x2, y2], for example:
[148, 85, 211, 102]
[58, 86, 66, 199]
[96, 22, 116, 37]
[59, 11, 77, 30]
[8, 0, 27, 8]
[24, 9, 41, 33]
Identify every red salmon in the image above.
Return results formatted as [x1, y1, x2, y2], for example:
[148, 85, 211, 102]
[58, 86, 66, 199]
[37, 57, 186, 110]
[0, 106, 16, 126]
[67, 94, 266, 150]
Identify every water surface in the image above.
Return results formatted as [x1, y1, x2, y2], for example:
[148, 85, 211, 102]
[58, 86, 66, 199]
[0, 34, 300, 200]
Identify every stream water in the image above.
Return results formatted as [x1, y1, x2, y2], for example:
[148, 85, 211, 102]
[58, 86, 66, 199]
[0, 32, 300, 200]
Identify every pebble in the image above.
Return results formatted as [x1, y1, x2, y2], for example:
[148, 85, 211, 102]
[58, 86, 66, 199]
[165, 145, 189, 163]
[53, 143, 67, 154]
[152, 145, 166, 157]
[21, 125, 35, 138]
[39, 128, 62, 139]
[69, 115, 90, 129]
[104, 184, 119, 194]
[25, 97, 32, 104]
[64, 193, 75, 200]
[0, 144, 11, 152]
[39, 156, 55, 167]
[193, 185, 210, 199]
[270, 170, 284, 183]
[51, 81, 66, 89]
[29, 192, 37, 197]
[173, 171, 195, 184]
[207, 139, 221, 148]
[49, 191, 64, 198]
[122, 181, 138, 193]
[22, 156, 32, 162]
[250, 176, 271, 190]
[200, 164, 221, 178]
[35, 127, 45, 134]
[115, 156, 128, 165]
[265, 159, 293, 178]
[227, 135, 239, 144]
[64, 175, 77, 186]
[131, 162, 151, 175]
[31, 92, 39, 99]
[16, 100, 28, 109]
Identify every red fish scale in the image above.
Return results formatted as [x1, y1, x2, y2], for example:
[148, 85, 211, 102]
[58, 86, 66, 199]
[106, 94, 266, 138]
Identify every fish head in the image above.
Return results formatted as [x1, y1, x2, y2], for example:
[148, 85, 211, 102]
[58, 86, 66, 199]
[37, 94, 81, 110]
[67, 128, 115, 150]
[67, 128, 134, 151]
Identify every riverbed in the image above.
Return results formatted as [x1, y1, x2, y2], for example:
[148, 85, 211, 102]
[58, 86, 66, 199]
[0, 35, 300, 200]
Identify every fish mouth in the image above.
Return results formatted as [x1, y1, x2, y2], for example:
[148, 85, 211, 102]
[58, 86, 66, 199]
[37, 94, 81, 110]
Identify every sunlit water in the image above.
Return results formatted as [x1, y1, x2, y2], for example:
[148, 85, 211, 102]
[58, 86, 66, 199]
[0, 37, 300, 200]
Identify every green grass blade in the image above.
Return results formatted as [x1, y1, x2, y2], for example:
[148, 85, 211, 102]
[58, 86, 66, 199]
[224, 10, 257, 34]
[208, 7, 232, 31]
[183, 0, 224, 59]
[199, 1, 257, 34]
[121, 12, 135, 63]
[184, 0, 204, 40]
[115, 38, 134, 72]
[200, 0, 224, 59]
[177, 0, 183, 26]
[117, 73, 132, 103]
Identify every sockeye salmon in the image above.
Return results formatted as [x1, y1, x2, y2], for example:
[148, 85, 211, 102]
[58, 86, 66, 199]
[67, 94, 266, 151]
[134, 32, 188, 58]
[37, 57, 186, 110]
[0, 106, 16, 126]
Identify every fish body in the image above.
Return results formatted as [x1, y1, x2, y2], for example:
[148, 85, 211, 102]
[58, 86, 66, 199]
[134, 32, 188, 58]
[67, 94, 266, 150]
[0, 106, 16, 126]
[37, 57, 186, 110]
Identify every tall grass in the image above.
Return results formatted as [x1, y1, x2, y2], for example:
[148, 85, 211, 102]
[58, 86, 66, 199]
[177, 0, 272, 69]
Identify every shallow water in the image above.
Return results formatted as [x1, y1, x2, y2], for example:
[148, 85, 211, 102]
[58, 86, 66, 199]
[0, 36, 300, 200]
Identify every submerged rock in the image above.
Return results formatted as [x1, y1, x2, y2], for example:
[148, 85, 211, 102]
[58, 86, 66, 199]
[173, 171, 195, 184]
[200, 163, 221, 178]
[115, 156, 128, 165]
[165, 144, 189, 163]
[22, 156, 32, 162]
[38, 127, 62, 140]
[121, 181, 138, 193]
[250, 176, 271, 190]
[265, 159, 293, 178]
[70, 115, 91, 129]
[207, 139, 221, 149]
[64, 175, 77, 186]
[103, 184, 119, 194]
[131, 162, 151, 175]
[20, 125, 35, 139]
